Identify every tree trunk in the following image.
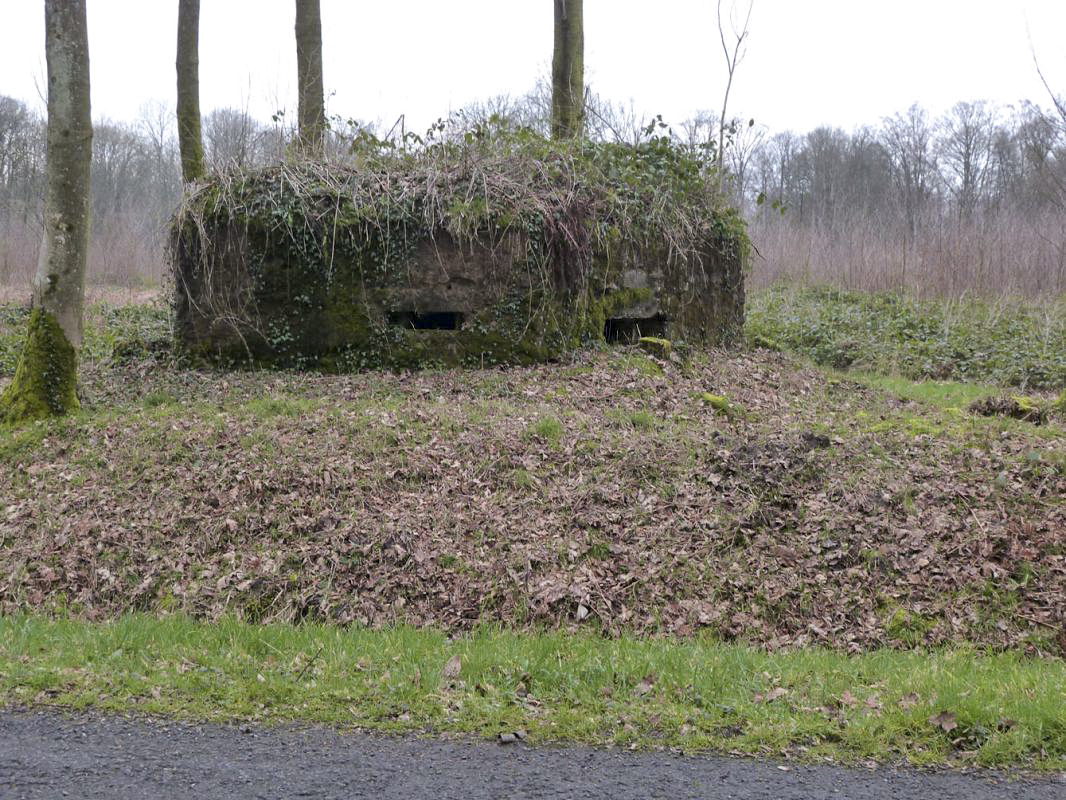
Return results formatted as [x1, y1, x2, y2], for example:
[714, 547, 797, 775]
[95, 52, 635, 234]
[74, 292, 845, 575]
[551, 0, 584, 140]
[295, 0, 325, 153]
[176, 0, 205, 183]
[0, 0, 91, 425]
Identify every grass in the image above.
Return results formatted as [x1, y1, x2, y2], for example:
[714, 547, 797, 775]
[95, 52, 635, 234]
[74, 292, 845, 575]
[527, 414, 565, 447]
[843, 372, 1003, 410]
[746, 285, 1066, 389]
[2, 614, 1065, 770]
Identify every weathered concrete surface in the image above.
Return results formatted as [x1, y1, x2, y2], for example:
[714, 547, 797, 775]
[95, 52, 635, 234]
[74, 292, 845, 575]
[172, 171, 746, 369]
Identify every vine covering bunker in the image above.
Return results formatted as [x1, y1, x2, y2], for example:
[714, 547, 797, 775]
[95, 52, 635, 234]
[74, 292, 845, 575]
[171, 125, 748, 370]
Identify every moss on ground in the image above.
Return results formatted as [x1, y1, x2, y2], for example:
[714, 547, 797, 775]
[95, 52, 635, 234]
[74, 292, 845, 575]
[700, 392, 732, 414]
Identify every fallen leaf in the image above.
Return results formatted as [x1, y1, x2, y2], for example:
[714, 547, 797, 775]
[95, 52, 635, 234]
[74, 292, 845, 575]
[755, 686, 788, 703]
[442, 654, 462, 680]
[899, 692, 920, 710]
[633, 674, 656, 697]
[929, 710, 958, 732]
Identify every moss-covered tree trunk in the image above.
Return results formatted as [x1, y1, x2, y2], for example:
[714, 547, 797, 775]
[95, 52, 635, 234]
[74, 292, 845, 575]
[295, 0, 325, 153]
[551, 0, 584, 140]
[176, 0, 205, 183]
[0, 0, 91, 426]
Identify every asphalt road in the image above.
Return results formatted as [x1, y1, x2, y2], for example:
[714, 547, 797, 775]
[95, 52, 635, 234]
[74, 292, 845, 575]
[1, 709, 1064, 799]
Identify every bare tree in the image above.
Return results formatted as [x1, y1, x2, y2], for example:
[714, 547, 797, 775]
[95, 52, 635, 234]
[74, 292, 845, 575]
[881, 104, 937, 236]
[295, 0, 325, 152]
[937, 101, 996, 220]
[1026, 56, 1066, 211]
[0, 97, 45, 225]
[726, 119, 765, 209]
[0, 96, 44, 285]
[551, 0, 584, 140]
[586, 95, 649, 144]
[715, 0, 753, 172]
[203, 107, 265, 170]
[137, 101, 182, 210]
[751, 130, 798, 208]
[1033, 51, 1066, 134]
[91, 121, 142, 219]
[798, 127, 848, 225]
[176, 0, 205, 182]
[0, 98, 36, 202]
[1, 0, 92, 424]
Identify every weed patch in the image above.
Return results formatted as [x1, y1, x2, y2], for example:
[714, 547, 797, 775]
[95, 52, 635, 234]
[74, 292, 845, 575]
[746, 285, 1066, 389]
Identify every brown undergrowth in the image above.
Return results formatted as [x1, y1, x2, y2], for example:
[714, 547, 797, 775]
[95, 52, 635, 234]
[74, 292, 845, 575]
[1, 346, 1063, 653]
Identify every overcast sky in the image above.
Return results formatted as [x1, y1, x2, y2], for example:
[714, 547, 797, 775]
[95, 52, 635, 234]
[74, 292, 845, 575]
[2, 1, 1064, 135]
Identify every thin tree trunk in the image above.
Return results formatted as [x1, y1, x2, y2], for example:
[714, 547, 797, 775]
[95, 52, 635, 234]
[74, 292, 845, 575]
[1, 0, 92, 425]
[295, 0, 325, 153]
[176, 0, 205, 182]
[551, 0, 583, 140]
[715, 1, 752, 176]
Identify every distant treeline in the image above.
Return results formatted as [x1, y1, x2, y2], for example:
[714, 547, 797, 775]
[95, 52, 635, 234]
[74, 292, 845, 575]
[737, 101, 1066, 296]
[0, 91, 1063, 296]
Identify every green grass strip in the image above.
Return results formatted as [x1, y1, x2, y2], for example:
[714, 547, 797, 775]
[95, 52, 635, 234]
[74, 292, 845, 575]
[1, 615, 1064, 769]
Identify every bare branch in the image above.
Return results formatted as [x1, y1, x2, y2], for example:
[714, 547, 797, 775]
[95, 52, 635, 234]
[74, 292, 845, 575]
[716, 0, 753, 174]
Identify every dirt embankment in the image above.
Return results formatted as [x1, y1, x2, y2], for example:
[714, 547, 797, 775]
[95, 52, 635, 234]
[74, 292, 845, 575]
[1, 346, 1064, 653]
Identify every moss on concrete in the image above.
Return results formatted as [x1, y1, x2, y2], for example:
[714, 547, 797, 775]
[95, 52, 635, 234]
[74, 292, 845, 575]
[0, 309, 79, 426]
[171, 144, 747, 371]
[638, 336, 672, 358]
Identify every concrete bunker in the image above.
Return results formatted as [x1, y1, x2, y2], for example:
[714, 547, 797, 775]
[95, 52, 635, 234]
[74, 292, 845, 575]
[171, 143, 747, 370]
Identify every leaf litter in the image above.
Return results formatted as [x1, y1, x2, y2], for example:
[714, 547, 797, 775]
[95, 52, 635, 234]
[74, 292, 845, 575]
[1, 345, 1063, 654]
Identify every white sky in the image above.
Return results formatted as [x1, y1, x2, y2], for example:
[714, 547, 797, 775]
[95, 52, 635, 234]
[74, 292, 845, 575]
[1, 0, 1064, 134]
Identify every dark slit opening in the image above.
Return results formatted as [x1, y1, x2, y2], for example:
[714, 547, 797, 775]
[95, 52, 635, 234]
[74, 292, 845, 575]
[388, 311, 464, 330]
[604, 315, 668, 344]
